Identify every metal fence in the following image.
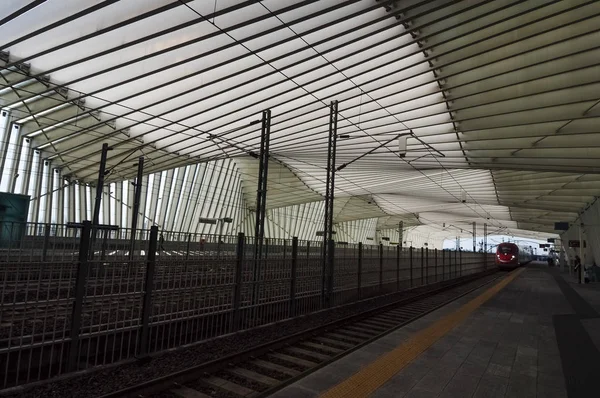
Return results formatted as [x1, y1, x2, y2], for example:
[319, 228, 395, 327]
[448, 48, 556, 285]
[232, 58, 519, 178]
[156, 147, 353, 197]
[0, 221, 495, 388]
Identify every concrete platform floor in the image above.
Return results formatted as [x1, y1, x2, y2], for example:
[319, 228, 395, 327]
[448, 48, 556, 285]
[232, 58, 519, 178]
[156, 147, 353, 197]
[270, 266, 600, 398]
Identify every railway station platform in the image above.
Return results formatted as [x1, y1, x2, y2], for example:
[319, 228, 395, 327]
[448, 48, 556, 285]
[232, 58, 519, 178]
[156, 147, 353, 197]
[270, 264, 600, 398]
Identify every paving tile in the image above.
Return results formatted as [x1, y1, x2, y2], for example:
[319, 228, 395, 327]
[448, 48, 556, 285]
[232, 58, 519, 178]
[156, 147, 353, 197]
[413, 367, 456, 393]
[404, 388, 441, 398]
[498, 311, 512, 319]
[490, 351, 515, 367]
[447, 342, 475, 358]
[536, 383, 568, 398]
[506, 374, 536, 397]
[295, 369, 347, 392]
[472, 375, 508, 398]
[410, 354, 440, 370]
[485, 362, 512, 378]
[421, 345, 448, 359]
[510, 363, 537, 378]
[513, 355, 537, 368]
[536, 359, 563, 376]
[516, 345, 538, 358]
[398, 361, 432, 380]
[439, 374, 480, 398]
[371, 369, 424, 398]
[537, 371, 566, 389]
[269, 385, 318, 398]
[456, 361, 488, 378]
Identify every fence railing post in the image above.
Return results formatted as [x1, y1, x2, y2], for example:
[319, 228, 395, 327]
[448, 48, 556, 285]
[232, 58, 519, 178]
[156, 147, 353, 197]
[100, 229, 108, 261]
[420, 247, 424, 286]
[442, 249, 445, 281]
[68, 220, 91, 372]
[137, 225, 158, 359]
[454, 250, 458, 278]
[326, 239, 335, 307]
[232, 232, 245, 332]
[379, 243, 383, 291]
[425, 247, 429, 285]
[396, 244, 400, 291]
[434, 248, 438, 282]
[42, 223, 51, 261]
[459, 249, 462, 277]
[186, 233, 191, 259]
[410, 246, 413, 288]
[357, 242, 363, 300]
[289, 237, 298, 317]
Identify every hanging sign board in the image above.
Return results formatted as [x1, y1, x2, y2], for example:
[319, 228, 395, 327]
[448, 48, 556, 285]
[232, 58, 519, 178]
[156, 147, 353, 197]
[554, 222, 569, 230]
[568, 240, 586, 248]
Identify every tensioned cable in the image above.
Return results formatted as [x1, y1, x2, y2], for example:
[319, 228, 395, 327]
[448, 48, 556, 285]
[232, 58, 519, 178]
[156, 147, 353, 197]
[173, 0, 506, 231]
[2, 0, 592, 173]
[258, 0, 513, 229]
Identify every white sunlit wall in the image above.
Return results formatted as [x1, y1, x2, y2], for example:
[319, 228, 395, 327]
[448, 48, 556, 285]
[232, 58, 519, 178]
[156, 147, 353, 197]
[0, 120, 451, 246]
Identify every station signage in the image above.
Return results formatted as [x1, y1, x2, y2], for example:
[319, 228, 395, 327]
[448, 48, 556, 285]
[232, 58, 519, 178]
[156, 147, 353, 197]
[554, 222, 569, 231]
[568, 240, 586, 248]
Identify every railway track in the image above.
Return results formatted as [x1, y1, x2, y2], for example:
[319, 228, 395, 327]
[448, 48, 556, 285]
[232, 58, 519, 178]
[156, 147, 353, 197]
[99, 270, 502, 398]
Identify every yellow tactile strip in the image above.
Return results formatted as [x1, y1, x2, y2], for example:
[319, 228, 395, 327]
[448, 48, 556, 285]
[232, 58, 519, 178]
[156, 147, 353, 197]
[320, 268, 526, 398]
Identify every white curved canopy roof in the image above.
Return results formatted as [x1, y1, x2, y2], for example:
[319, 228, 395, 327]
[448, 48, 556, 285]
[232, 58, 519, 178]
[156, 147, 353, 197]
[2, 0, 600, 240]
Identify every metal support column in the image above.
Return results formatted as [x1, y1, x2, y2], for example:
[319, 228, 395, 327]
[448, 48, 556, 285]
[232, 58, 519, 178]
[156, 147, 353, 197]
[233, 232, 245, 331]
[129, 156, 144, 260]
[137, 225, 157, 358]
[322, 100, 338, 308]
[442, 249, 445, 281]
[357, 242, 363, 300]
[379, 243, 383, 291]
[420, 247, 424, 286]
[434, 248, 438, 282]
[399, 221, 403, 249]
[42, 223, 50, 261]
[186, 233, 191, 260]
[396, 243, 400, 291]
[484, 223, 488, 269]
[91, 144, 110, 253]
[68, 220, 91, 371]
[425, 247, 429, 284]
[410, 246, 413, 288]
[289, 237, 298, 317]
[473, 222, 476, 253]
[252, 110, 271, 305]
[579, 222, 584, 284]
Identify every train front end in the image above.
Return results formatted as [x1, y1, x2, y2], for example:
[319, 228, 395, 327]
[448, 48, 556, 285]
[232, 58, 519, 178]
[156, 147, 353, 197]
[496, 243, 519, 270]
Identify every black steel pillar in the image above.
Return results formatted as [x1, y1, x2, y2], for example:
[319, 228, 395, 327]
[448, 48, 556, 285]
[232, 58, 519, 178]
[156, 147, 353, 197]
[398, 221, 403, 249]
[322, 100, 338, 308]
[137, 225, 157, 358]
[357, 242, 363, 300]
[232, 232, 245, 332]
[409, 246, 413, 288]
[129, 157, 144, 259]
[68, 220, 91, 371]
[473, 222, 476, 253]
[251, 110, 271, 305]
[379, 243, 383, 291]
[289, 237, 298, 317]
[91, 143, 110, 256]
[484, 223, 488, 268]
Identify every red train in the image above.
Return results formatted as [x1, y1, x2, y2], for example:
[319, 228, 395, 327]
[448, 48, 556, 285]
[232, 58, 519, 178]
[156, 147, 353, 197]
[495, 242, 533, 270]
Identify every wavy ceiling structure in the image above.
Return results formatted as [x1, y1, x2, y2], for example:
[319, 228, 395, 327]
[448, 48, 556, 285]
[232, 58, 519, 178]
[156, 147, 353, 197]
[1, 0, 600, 244]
